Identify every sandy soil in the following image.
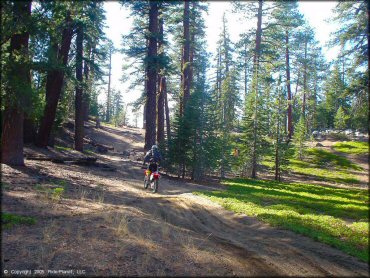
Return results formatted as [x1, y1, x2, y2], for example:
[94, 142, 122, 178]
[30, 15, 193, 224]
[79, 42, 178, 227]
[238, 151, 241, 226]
[2, 124, 369, 276]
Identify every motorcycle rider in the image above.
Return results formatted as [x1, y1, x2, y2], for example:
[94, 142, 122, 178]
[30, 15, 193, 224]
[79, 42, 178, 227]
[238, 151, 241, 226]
[143, 145, 162, 173]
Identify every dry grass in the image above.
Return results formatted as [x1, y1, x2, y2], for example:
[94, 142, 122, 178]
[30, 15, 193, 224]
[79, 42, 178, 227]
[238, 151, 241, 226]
[78, 186, 88, 201]
[161, 220, 171, 240]
[38, 220, 60, 269]
[116, 214, 130, 237]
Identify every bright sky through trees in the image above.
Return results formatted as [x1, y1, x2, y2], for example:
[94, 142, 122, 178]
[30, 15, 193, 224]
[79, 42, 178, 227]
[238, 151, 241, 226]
[102, 1, 339, 126]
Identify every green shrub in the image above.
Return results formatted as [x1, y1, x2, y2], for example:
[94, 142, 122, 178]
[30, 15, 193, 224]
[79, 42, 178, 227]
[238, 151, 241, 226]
[52, 187, 64, 201]
[2, 213, 36, 229]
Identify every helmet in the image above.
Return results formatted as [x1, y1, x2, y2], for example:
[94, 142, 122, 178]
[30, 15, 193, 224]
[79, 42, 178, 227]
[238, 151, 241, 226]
[151, 145, 158, 151]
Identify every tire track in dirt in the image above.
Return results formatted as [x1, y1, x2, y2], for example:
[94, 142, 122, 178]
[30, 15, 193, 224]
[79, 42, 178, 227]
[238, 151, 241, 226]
[86, 127, 370, 275]
[107, 157, 369, 277]
[5, 125, 365, 276]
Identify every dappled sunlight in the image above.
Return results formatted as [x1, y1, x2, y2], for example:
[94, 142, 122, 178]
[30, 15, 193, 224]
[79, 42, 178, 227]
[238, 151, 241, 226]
[333, 142, 369, 155]
[306, 148, 363, 170]
[196, 178, 369, 262]
[2, 0, 369, 275]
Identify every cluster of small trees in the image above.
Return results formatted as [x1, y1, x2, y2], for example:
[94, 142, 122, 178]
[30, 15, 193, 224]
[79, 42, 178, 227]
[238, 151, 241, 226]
[122, 0, 369, 181]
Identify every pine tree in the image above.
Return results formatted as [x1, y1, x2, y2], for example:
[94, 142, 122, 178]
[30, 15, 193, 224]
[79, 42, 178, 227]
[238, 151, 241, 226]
[1, 1, 32, 165]
[240, 0, 264, 179]
[105, 41, 114, 122]
[329, 1, 369, 132]
[74, 21, 84, 151]
[269, 1, 304, 139]
[334, 106, 348, 131]
[208, 13, 240, 178]
[323, 64, 349, 128]
[293, 115, 307, 161]
[144, 1, 159, 151]
[271, 77, 290, 181]
[36, 3, 74, 147]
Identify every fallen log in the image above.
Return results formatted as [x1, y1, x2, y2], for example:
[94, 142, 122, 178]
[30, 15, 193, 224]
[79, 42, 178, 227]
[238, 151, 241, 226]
[25, 155, 97, 165]
[94, 162, 116, 171]
[72, 157, 97, 166]
[84, 138, 114, 151]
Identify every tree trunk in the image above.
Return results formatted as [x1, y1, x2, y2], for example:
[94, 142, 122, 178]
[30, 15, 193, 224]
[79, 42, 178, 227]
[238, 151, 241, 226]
[23, 116, 36, 144]
[251, 0, 263, 179]
[157, 13, 165, 146]
[216, 45, 222, 102]
[222, 13, 229, 73]
[36, 13, 73, 147]
[157, 76, 165, 145]
[96, 116, 101, 128]
[189, 1, 196, 88]
[2, 107, 25, 165]
[144, 1, 158, 151]
[285, 30, 293, 139]
[302, 38, 307, 117]
[164, 85, 171, 141]
[253, 0, 263, 70]
[295, 69, 300, 96]
[180, 0, 190, 116]
[1, 1, 31, 166]
[244, 42, 248, 99]
[143, 102, 147, 129]
[74, 23, 84, 152]
[106, 46, 112, 122]
[274, 90, 281, 181]
[83, 46, 91, 122]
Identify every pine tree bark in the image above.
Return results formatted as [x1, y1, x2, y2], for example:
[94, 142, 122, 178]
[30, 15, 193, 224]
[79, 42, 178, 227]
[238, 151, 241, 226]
[217, 46, 222, 101]
[164, 86, 171, 141]
[302, 37, 308, 117]
[253, 0, 262, 70]
[244, 42, 248, 98]
[36, 13, 73, 147]
[222, 14, 229, 73]
[189, 1, 196, 88]
[144, 1, 158, 151]
[23, 116, 36, 144]
[143, 102, 147, 129]
[251, 0, 263, 179]
[106, 46, 112, 122]
[74, 23, 84, 152]
[83, 46, 92, 121]
[275, 91, 281, 181]
[1, 1, 31, 166]
[180, 0, 190, 116]
[286, 30, 293, 139]
[157, 77, 165, 145]
[157, 13, 165, 145]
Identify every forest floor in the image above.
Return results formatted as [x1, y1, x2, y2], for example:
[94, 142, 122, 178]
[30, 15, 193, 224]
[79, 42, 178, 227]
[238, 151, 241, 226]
[2, 122, 369, 276]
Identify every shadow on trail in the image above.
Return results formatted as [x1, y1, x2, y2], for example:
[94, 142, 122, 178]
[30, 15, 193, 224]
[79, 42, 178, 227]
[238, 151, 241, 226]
[3, 161, 369, 276]
[2, 178, 277, 276]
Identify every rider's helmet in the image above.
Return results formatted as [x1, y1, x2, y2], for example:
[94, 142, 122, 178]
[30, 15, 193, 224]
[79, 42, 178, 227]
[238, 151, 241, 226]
[151, 145, 158, 151]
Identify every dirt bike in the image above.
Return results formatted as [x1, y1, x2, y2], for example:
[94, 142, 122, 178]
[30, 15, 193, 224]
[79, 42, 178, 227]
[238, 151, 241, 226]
[143, 162, 160, 193]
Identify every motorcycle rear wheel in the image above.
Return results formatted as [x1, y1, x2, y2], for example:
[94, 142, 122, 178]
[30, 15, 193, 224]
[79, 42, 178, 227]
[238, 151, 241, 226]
[152, 180, 158, 193]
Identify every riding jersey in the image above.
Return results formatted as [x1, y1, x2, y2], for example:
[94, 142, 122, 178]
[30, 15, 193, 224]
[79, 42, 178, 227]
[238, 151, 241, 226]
[144, 149, 162, 164]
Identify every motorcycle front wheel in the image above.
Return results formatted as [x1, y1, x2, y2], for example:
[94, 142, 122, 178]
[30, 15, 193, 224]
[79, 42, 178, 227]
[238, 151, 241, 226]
[144, 176, 149, 189]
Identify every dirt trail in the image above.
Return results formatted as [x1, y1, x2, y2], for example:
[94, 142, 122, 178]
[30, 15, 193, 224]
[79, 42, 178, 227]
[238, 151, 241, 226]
[2, 125, 369, 276]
